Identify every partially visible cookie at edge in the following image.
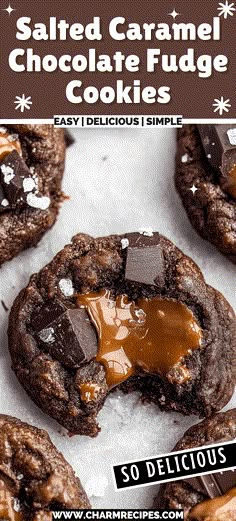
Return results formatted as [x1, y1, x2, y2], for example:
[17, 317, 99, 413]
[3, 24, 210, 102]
[0, 414, 90, 520]
[175, 124, 236, 263]
[0, 124, 65, 265]
[154, 409, 236, 520]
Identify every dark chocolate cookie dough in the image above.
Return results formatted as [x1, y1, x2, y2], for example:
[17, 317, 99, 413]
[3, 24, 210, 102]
[176, 125, 236, 262]
[155, 409, 236, 520]
[0, 124, 65, 265]
[8, 232, 236, 436]
[0, 414, 90, 520]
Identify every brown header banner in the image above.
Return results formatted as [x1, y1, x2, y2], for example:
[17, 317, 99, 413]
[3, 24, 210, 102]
[0, 0, 235, 119]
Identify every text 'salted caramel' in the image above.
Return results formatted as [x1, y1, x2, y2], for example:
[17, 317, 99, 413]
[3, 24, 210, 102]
[77, 289, 202, 387]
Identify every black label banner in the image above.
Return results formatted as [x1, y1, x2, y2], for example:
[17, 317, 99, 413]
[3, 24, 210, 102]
[113, 440, 236, 490]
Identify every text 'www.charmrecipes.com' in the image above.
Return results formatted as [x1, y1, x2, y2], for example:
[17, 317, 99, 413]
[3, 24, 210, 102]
[52, 510, 184, 520]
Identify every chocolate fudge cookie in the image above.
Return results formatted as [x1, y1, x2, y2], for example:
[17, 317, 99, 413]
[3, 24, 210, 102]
[155, 409, 236, 520]
[8, 232, 236, 436]
[0, 414, 90, 520]
[0, 124, 65, 265]
[176, 124, 236, 262]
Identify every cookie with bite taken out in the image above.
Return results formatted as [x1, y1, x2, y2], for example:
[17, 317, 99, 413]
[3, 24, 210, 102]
[8, 231, 236, 435]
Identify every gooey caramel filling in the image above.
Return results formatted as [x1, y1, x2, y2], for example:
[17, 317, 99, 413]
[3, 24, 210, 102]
[77, 289, 202, 388]
[189, 487, 236, 520]
[0, 479, 23, 521]
[0, 129, 22, 160]
[79, 382, 101, 402]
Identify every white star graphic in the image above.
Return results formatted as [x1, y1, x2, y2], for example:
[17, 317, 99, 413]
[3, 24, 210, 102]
[217, 1, 235, 18]
[14, 94, 32, 113]
[212, 96, 231, 115]
[189, 184, 199, 195]
[3, 3, 15, 15]
[168, 8, 180, 19]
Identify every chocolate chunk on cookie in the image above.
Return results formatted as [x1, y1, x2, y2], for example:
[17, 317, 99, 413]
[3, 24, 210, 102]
[8, 232, 236, 436]
[31, 299, 98, 368]
[154, 409, 236, 520]
[0, 150, 38, 207]
[0, 415, 90, 520]
[176, 124, 236, 262]
[198, 124, 236, 199]
[0, 125, 65, 265]
[124, 232, 165, 287]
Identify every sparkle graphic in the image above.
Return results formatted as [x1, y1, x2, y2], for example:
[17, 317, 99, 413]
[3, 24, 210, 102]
[212, 97, 231, 115]
[189, 184, 199, 195]
[14, 94, 32, 113]
[217, 1, 235, 18]
[168, 8, 180, 19]
[3, 3, 15, 15]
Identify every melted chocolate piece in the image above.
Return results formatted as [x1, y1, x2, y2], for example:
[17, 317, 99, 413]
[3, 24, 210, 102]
[198, 124, 236, 199]
[124, 232, 165, 288]
[187, 470, 236, 520]
[213, 471, 236, 494]
[31, 299, 98, 368]
[77, 289, 202, 388]
[0, 150, 33, 207]
[186, 470, 236, 498]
